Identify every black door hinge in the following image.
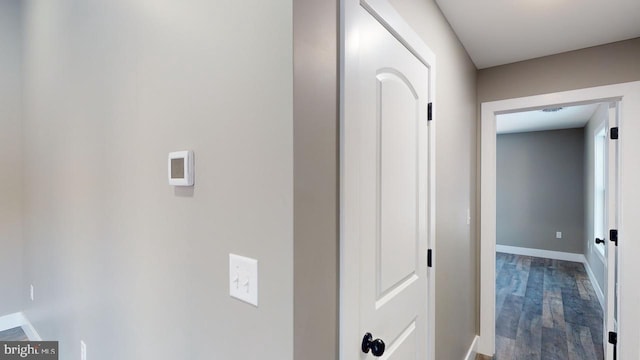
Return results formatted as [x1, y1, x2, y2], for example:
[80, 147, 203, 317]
[611, 127, 619, 140]
[609, 331, 618, 360]
[427, 102, 433, 121]
[610, 229, 618, 246]
[427, 249, 433, 268]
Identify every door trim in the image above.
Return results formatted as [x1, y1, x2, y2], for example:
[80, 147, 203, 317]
[340, 0, 436, 358]
[478, 81, 640, 357]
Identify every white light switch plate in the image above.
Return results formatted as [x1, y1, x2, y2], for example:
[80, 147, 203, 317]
[556, 232, 562, 239]
[229, 254, 258, 306]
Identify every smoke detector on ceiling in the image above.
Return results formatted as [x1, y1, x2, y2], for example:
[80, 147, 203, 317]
[542, 107, 563, 112]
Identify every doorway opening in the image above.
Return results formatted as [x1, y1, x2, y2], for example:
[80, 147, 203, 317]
[493, 102, 611, 359]
[478, 81, 640, 359]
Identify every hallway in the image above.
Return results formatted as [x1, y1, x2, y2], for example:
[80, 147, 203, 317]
[495, 253, 603, 360]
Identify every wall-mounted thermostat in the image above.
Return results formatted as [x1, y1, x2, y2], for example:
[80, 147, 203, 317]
[168, 150, 194, 186]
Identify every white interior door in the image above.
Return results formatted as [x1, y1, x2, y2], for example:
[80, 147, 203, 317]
[341, 0, 436, 359]
[604, 104, 619, 360]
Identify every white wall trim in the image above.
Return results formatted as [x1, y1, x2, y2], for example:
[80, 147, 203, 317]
[583, 257, 605, 310]
[20, 314, 41, 341]
[0, 312, 41, 341]
[479, 81, 640, 358]
[496, 245, 583, 262]
[496, 245, 605, 310]
[0, 312, 25, 331]
[463, 335, 479, 360]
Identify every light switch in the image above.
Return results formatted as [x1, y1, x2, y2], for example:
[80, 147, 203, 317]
[556, 232, 562, 239]
[229, 254, 258, 306]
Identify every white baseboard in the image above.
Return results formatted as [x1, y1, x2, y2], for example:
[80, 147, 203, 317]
[583, 259, 605, 311]
[20, 313, 41, 341]
[0, 312, 41, 341]
[464, 335, 479, 360]
[497, 244, 605, 311]
[496, 245, 584, 262]
[0, 313, 25, 331]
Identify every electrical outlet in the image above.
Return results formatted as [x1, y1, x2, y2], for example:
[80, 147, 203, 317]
[30, 285, 34, 301]
[80, 340, 87, 360]
[229, 254, 259, 306]
[556, 232, 562, 239]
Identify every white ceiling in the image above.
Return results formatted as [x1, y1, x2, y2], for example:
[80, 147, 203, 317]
[496, 103, 600, 134]
[435, 0, 640, 69]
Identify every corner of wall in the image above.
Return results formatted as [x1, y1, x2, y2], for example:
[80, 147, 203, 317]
[292, 0, 339, 358]
[0, 0, 24, 317]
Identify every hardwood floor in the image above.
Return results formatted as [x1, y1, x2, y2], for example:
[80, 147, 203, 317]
[0, 327, 28, 341]
[495, 253, 603, 360]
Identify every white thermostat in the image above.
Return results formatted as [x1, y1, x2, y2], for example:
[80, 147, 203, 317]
[168, 150, 194, 186]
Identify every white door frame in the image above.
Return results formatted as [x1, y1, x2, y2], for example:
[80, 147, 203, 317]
[604, 104, 619, 360]
[478, 81, 640, 358]
[340, 0, 436, 358]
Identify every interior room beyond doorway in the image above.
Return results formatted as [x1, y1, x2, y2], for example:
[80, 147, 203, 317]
[492, 102, 610, 360]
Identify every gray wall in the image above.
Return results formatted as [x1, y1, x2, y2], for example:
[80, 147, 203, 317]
[478, 38, 640, 103]
[583, 104, 609, 291]
[21, 1, 293, 359]
[293, 0, 338, 358]
[12, 1, 477, 359]
[0, 0, 23, 317]
[388, 1, 478, 359]
[497, 129, 585, 254]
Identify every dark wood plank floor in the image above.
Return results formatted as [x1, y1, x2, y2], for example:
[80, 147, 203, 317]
[0, 327, 28, 341]
[495, 253, 603, 360]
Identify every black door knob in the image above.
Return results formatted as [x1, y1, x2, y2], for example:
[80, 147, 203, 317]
[362, 332, 386, 357]
[595, 238, 605, 244]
